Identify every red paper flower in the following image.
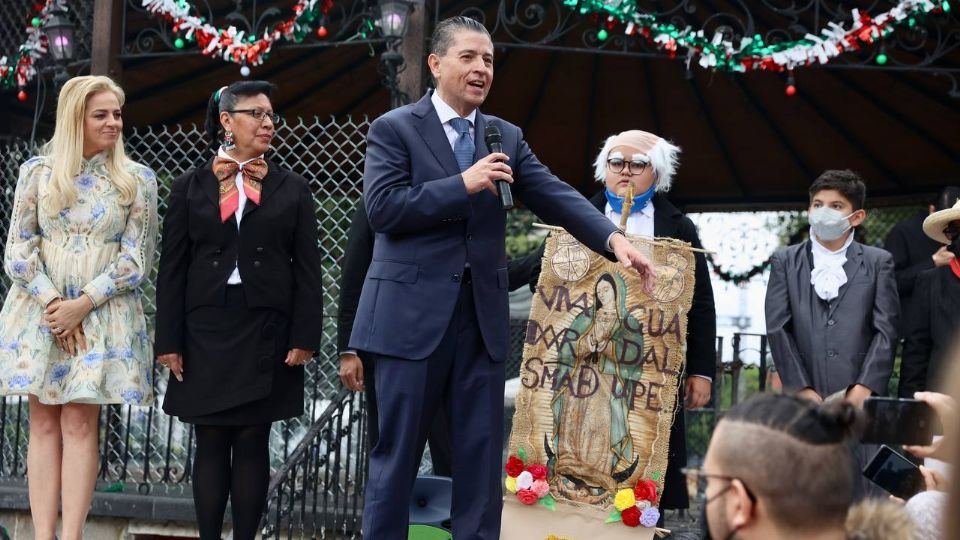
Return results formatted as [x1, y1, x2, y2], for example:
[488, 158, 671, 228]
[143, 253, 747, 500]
[517, 489, 539, 505]
[621, 506, 641, 527]
[505, 456, 525, 477]
[634, 479, 658, 505]
[526, 464, 548, 480]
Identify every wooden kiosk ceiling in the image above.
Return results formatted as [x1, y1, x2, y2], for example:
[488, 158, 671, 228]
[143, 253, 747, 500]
[3, 0, 958, 207]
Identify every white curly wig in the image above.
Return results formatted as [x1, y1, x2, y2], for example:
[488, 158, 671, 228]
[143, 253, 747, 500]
[593, 130, 681, 192]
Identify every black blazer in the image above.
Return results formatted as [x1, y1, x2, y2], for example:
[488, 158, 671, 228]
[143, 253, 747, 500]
[336, 199, 547, 354]
[155, 159, 324, 355]
[646, 193, 717, 380]
[337, 201, 376, 355]
[514, 191, 717, 378]
[898, 266, 960, 397]
[883, 211, 940, 330]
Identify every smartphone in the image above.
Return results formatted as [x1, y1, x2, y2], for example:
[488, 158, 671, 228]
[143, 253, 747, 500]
[862, 445, 925, 499]
[861, 397, 935, 445]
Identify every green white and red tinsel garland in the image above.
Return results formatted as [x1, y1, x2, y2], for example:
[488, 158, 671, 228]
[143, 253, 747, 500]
[574, 0, 951, 74]
[0, 0, 68, 101]
[2, 0, 954, 97]
[141, 0, 339, 74]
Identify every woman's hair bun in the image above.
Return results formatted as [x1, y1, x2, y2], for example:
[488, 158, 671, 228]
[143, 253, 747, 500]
[816, 399, 865, 440]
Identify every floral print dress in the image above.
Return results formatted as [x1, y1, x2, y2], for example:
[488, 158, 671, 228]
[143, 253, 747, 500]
[0, 153, 158, 405]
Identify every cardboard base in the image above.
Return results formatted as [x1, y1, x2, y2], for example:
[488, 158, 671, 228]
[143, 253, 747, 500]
[500, 497, 657, 540]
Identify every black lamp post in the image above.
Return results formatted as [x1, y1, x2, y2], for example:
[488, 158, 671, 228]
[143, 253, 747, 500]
[377, 0, 413, 109]
[43, 7, 75, 89]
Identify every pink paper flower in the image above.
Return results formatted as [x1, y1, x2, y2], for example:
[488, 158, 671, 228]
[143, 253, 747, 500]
[531, 479, 550, 498]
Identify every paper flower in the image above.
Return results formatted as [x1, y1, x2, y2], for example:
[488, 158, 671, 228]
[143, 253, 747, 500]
[621, 506, 641, 527]
[636, 500, 651, 511]
[516, 470, 534, 490]
[614, 488, 636, 511]
[640, 507, 660, 528]
[526, 463, 548, 480]
[634, 479, 658, 505]
[517, 488, 539, 505]
[532, 479, 550, 498]
[505, 476, 517, 493]
[505, 456, 525, 477]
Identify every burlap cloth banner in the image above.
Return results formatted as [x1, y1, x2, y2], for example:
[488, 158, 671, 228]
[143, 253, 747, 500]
[502, 230, 695, 537]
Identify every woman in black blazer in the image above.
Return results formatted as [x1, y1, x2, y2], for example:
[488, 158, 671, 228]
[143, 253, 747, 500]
[154, 81, 323, 540]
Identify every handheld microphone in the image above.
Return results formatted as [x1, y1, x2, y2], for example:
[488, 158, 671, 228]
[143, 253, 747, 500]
[484, 125, 514, 210]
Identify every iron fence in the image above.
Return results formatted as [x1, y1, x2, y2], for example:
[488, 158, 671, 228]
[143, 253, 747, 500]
[261, 388, 367, 539]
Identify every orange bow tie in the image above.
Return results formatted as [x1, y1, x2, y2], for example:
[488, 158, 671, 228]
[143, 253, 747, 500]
[212, 156, 267, 223]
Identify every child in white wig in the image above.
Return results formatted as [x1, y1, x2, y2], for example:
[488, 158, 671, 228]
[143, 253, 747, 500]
[593, 129, 680, 223]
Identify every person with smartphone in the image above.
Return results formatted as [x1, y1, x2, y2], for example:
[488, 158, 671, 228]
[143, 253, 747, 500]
[896, 390, 956, 540]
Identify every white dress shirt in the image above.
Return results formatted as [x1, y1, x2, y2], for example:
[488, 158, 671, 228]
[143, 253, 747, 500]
[431, 91, 477, 150]
[810, 229, 855, 301]
[217, 147, 263, 285]
[604, 201, 655, 239]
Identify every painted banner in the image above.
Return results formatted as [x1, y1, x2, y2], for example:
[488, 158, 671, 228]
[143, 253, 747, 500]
[502, 231, 695, 536]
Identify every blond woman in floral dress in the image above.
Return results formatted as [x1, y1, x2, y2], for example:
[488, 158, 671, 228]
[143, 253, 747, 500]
[0, 75, 157, 540]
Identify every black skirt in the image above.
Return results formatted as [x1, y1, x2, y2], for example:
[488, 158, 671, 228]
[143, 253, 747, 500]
[162, 285, 305, 425]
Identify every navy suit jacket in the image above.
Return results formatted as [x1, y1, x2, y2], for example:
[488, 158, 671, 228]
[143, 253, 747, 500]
[349, 92, 618, 362]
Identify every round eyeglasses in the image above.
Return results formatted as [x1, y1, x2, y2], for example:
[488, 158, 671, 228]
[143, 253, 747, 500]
[607, 157, 648, 176]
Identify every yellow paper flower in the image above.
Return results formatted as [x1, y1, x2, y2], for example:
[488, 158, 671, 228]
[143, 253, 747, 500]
[505, 476, 518, 493]
[614, 488, 636, 511]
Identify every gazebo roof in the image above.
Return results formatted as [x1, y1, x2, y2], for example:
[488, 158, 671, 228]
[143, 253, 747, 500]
[3, 0, 958, 208]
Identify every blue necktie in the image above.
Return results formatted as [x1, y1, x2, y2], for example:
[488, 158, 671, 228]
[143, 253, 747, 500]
[449, 117, 474, 172]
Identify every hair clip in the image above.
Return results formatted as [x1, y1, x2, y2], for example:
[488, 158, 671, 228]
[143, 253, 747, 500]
[214, 85, 229, 102]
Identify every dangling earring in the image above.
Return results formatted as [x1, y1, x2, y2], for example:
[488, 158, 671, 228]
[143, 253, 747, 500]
[223, 130, 236, 150]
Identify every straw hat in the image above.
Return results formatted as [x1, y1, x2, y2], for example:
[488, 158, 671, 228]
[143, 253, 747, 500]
[922, 199, 960, 244]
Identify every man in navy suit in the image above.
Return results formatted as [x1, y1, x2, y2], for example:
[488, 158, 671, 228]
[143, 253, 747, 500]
[350, 16, 656, 539]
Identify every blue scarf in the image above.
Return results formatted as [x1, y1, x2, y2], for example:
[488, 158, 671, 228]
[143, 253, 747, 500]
[604, 184, 656, 214]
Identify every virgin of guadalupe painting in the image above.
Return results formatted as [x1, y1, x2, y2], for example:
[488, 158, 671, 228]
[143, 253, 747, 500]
[549, 271, 645, 505]
[505, 231, 693, 536]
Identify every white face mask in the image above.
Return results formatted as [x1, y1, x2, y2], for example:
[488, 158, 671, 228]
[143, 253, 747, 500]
[809, 207, 855, 242]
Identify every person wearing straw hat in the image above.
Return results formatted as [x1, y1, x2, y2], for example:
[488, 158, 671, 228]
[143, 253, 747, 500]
[884, 186, 960, 336]
[898, 200, 960, 398]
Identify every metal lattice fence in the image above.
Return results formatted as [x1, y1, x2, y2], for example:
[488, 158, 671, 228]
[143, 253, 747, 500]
[0, 1, 33, 61]
[0, 116, 369, 494]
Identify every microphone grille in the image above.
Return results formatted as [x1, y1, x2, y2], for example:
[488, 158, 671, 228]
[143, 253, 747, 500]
[484, 125, 502, 143]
